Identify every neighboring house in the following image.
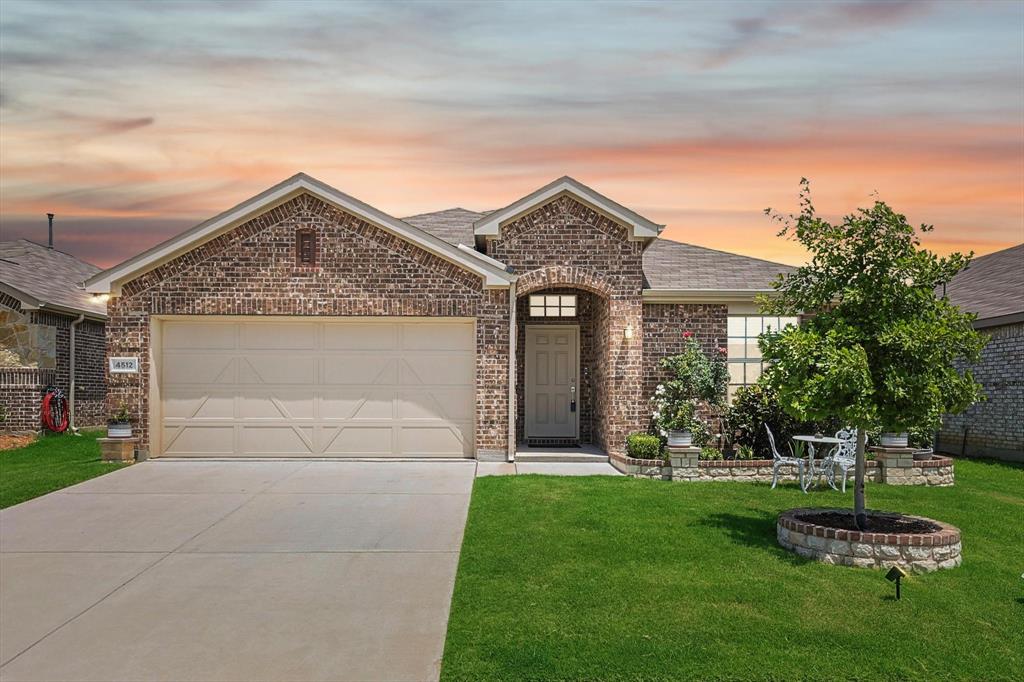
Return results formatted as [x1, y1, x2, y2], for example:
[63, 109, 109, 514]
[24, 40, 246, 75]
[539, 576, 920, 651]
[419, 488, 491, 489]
[937, 243, 1024, 462]
[1, 240, 108, 431]
[85, 174, 792, 469]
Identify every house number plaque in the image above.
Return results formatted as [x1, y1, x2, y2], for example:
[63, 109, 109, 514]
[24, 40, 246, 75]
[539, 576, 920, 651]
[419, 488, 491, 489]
[109, 357, 140, 374]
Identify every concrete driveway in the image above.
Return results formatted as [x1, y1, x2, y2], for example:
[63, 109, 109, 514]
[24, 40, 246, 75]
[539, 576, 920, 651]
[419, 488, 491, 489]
[0, 460, 476, 682]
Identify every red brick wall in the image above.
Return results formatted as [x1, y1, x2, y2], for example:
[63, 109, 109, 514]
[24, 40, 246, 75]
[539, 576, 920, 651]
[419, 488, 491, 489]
[642, 303, 728, 432]
[107, 193, 509, 457]
[29, 311, 106, 428]
[486, 195, 646, 455]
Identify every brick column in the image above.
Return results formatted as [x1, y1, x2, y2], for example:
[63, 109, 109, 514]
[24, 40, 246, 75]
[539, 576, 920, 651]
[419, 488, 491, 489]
[668, 445, 701, 480]
[604, 297, 645, 457]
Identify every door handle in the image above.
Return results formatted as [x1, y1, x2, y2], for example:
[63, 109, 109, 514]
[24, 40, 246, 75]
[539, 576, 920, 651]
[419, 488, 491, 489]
[570, 385, 576, 413]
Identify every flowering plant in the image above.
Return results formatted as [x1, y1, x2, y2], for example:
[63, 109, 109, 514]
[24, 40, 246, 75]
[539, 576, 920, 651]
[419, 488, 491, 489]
[650, 332, 728, 445]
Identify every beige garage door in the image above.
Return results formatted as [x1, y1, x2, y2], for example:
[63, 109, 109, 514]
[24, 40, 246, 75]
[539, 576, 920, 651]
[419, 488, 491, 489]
[158, 319, 475, 458]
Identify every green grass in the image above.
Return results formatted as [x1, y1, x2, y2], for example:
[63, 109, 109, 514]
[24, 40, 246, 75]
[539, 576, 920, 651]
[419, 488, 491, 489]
[0, 430, 127, 508]
[442, 459, 1024, 681]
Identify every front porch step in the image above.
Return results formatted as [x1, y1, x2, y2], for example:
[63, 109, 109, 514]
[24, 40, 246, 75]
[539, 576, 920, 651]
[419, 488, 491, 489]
[514, 452, 610, 464]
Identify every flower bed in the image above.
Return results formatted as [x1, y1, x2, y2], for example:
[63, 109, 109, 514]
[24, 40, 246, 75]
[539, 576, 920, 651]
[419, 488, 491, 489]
[777, 508, 962, 572]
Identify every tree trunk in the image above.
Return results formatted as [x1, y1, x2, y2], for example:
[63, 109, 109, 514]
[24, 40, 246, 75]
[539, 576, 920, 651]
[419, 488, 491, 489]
[854, 427, 868, 530]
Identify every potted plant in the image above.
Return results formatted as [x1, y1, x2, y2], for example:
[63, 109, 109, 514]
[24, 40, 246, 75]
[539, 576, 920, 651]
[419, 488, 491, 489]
[651, 331, 728, 449]
[880, 432, 909, 448]
[107, 403, 133, 438]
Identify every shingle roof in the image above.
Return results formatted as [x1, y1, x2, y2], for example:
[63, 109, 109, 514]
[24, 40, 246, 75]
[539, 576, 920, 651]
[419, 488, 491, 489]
[405, 208, 793, 292]
[943, 243, 1024, 324]
[642, 238, 793, 291]
[402, 208, 488, 247]
[0, 240, 106, 318]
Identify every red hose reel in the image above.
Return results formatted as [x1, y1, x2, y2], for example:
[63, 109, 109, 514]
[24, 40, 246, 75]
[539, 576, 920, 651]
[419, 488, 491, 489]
[41, 387, 69, 433]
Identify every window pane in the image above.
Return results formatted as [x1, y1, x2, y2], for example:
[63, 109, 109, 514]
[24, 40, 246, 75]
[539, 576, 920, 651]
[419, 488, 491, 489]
[746, 363, 762, 383]
[530, 295, 544, 306]
[747, 316, 764, 335]
[728, 338, 746, 358]
[747, 340, 762, 359]
[543, 306, 556, 316]
[561, 307, 576, 317]
[545, 296, 560, 305]
[728, 362, 745, 384]
[780, 316, 799, 328]
[727, 317, 745, 336]
[561, 295, 576, 306]
[530, 306, 545, 317]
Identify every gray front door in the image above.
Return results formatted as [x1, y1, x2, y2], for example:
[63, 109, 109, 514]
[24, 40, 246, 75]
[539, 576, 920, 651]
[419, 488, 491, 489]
[525, 325, 579, 439]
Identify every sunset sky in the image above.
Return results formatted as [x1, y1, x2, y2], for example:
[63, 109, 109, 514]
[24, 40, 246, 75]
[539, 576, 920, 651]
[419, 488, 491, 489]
[1, 0, 1022, 268]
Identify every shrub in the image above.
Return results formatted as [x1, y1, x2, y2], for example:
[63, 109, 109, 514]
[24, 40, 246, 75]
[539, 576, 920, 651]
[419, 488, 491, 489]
[699, 446, 722, 460]
[726, 381, 835, 458]
[626, 432, 663, 461]
[734, 444, 755, 460]
[651, 332, 727, 448]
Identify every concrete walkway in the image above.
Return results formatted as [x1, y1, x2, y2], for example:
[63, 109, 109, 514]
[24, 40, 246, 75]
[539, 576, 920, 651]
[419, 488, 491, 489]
[0, 460, 476, 682]
[477, 461, 622, 476]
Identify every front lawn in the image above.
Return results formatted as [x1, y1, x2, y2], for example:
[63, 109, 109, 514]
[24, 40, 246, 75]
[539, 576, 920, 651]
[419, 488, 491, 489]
[442, 459, 1023, 681]
[0, 430, 126, 508]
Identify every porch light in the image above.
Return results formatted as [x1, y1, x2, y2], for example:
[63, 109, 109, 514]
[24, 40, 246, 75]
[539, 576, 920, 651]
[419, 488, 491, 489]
[624, 324, 634, 340]
[92, 293, 110, 303]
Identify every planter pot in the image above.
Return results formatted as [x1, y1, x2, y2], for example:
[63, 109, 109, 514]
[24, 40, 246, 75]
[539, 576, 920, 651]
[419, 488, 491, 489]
[107, 422, 133, 439]
[667, 430, 692, 447]
[880, 432, 909, 448]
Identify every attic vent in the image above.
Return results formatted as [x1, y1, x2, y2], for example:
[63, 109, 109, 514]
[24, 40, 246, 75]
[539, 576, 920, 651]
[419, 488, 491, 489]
[296, 229, 316, 266]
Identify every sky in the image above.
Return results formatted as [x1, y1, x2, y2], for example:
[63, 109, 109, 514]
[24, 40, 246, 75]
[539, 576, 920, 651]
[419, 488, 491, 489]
[0, 0, 1022, 268]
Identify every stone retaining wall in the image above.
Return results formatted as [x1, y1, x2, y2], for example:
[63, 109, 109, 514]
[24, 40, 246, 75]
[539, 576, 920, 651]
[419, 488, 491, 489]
[777, 508, 962, 573]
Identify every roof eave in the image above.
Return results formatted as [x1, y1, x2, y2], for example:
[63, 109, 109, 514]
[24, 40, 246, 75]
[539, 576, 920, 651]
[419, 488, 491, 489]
[1, 282, 107, 320]
[86, 173, 512, 294]
[642, 288, 779, 304]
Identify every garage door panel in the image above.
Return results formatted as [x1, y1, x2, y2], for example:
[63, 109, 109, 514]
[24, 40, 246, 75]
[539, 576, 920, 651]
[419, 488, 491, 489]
[162, 355, 236, 384]
[240, 426, 314, 456]
[160, 319, 475, 458]
[399, 390, 474, 421]
[322, 356, 398, 385]
[163, 390, 235, 420]
[323, 323, 398, 350]
[162, 426, 235, 456]
[242, 322, 317, 350]
[401, 356, 474, 386]
[320, 390, 395, 421]
[239, 391, 315, 420]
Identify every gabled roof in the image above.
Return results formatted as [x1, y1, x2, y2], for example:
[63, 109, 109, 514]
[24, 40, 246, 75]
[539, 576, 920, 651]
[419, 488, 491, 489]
[473, 176, 664, 240]
[86, 173, 513, 294]
[642, 238, 793, 299]
[943, 243, 1024, 327]
[0, 240, 106, 319]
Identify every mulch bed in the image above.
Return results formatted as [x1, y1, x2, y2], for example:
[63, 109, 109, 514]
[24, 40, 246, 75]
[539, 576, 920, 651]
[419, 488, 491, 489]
[0, 434, 35, 451]
[794, 510, 941, 534]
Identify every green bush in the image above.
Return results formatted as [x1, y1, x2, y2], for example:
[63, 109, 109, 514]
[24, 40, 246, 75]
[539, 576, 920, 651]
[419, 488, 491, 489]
[626, 433, 663, 461]
[866, 425, 935, 448]
[734, 444, 756, 460]
[699, 446, 722, 461]
[726, 381, 836, 458]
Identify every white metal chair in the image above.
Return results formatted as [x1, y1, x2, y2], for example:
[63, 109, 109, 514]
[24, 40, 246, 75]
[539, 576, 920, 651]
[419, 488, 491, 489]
[765, 424, 805, 491]
[825, 429, 858, 492]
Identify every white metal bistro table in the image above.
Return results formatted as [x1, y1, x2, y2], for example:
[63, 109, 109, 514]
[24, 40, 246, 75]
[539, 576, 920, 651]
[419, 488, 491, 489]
[792, 435, 844, 492]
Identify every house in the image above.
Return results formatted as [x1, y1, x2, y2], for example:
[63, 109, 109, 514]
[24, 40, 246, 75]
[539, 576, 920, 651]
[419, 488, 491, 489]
[1, 240, 108, 431]
[937, 243, 1024, 462]
[85, 174, 792, 470]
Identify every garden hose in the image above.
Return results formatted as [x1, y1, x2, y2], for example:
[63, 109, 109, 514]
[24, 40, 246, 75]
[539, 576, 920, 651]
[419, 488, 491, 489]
[41, 387, 69, 433]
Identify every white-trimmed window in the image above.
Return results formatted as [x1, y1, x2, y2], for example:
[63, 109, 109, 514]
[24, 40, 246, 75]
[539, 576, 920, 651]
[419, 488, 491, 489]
[727, 315, 799, 400]
[529, 294, 577, 317]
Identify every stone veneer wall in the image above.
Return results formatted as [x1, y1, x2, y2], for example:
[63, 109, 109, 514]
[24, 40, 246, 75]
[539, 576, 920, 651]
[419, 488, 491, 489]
[1, 295, 106, 430]
[938, 321, 1023, 462]
[777, 509, 963, 573]
[615, 456, 883, 483]
[107, 193, 510, 458]
[486, 195, 645, 456]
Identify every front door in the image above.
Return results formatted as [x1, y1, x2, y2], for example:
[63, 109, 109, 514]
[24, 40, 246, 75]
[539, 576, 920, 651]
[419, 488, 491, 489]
[525, 325, 579, 439]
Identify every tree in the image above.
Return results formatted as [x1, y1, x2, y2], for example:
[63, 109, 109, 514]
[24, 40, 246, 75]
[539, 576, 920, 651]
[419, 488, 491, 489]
[757, 180, 986, 529]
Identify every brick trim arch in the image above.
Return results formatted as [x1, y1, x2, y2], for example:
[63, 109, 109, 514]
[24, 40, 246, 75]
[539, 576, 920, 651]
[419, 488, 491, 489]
[515, 266, 613, 298]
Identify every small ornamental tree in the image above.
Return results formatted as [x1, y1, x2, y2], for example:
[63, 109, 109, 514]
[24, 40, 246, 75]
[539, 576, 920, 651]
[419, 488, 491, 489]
[652, 332, 729, 446]
[758, 180, 986, 529]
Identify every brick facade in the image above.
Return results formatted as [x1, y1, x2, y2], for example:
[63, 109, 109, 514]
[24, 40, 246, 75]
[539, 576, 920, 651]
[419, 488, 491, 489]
[938, 321, 1023, 461]
[486, 195, 646, 456]
[106, 193, 509, 457]
[1, 294, 105, 431]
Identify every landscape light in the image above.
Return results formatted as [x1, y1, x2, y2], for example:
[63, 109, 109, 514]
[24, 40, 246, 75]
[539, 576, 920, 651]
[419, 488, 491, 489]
[886, 566, 908, 600]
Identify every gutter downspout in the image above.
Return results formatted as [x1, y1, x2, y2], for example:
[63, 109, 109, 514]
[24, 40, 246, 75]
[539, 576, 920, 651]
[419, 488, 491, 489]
[69, 314, 85, 434]
[508, 279, 517, 462]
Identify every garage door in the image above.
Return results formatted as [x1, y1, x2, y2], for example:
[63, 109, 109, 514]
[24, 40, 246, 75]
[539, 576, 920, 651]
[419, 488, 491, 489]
[158, 319, 475, 458]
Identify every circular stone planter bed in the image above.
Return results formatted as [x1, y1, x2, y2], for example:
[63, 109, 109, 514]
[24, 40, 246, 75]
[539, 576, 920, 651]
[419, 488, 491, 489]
[777, 508, 961, 573]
